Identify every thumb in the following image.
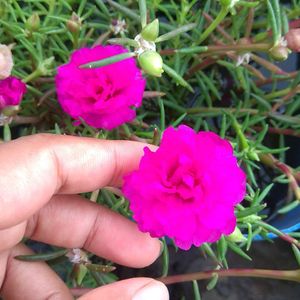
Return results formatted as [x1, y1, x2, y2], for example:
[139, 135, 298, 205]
[78, 278, 169, 300]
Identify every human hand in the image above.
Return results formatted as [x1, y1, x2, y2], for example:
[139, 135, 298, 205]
[0, 134, 169, 300]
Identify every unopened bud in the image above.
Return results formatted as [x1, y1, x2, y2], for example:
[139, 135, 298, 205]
[269, 45, 289, 61]
[26, 13, 40, 32]
[138, 51, 163, 77]
[247, 149, 260, 161]
[226, 226, 247, 243]
[67, 12, 81, 33]
[141, 19, 159, 42]
[285, 29, 300, 52]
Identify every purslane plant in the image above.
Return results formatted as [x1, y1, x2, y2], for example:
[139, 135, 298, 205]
[1, 0, 300, 297]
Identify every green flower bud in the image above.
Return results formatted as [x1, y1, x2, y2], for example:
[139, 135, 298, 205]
[226, 226, 247, 243]
[141, 19, 159, 42]
[67, 12, 82, 33]
[26, 13, 40, 32]
[247, 149, 260, 161]
[269, 45, 289, 62]
[138, 51, 164, 77]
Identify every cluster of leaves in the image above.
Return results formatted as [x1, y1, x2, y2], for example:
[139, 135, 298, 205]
[1, 0, 300, 297]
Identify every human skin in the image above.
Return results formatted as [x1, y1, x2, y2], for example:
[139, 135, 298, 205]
[0, 134, 169, 300]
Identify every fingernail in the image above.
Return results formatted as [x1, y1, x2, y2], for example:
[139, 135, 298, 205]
[132, 281, 169, 300]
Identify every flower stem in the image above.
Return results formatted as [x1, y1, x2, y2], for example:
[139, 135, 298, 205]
[160, 43, 271, 56]
[70, 267, 300, 296]
[205, 43, 271, 53]
[245, 8, 255, 38]
[256, 221, 300, 248]
[252, 126, 300, 138]
[23, 68, 42, 83]
[259, 153, 300, 201]
[12, 115, 41, 125]
[186, 106, 259, 115]
[158, 268, 300, 285]
[197, 6, 229, 44]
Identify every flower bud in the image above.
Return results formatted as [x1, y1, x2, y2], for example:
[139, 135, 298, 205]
[285, 29, 300, 52]
[141, 19, 159, 42]
[247, 149, 260, 161]
[269, 45, 289, 61]
[67, 12, 82, 33]
[26, 13, 40, 32]
[138, 51, 163, 77]
[0, 44, 13, 80]
[226, 226, 247, 243]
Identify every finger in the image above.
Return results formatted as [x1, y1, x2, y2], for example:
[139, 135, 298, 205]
[26, 194, 161, 268]
[0, 134, 154, 229]
[0, 222, 26, 251]
[0, 243, 72, 300]
[78, 278, 169, 300]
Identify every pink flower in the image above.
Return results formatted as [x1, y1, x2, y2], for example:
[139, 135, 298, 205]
[0, 76, 26, 110]
[55, 45, 145, 130]
[122, 125, 246, 250]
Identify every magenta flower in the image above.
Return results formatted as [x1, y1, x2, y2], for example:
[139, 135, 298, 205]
[122, 125, 246, 250]
[55, 45, 146, 130]
[0, 76, 26, 110]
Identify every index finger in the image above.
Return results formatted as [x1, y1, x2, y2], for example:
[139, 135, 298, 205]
[0, 134, 151, 229]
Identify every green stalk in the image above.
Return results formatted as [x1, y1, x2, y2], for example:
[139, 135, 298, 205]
[23, 68, 42, 83]
[185, 106, 258, 115]
[158, 268, 300, 285]
[206, 43, 271, 53]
